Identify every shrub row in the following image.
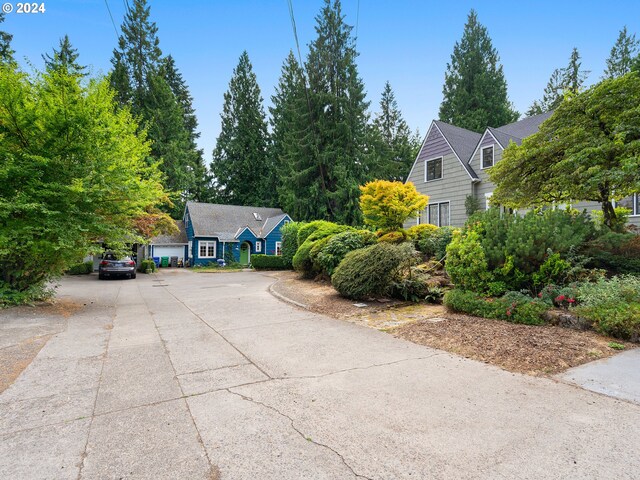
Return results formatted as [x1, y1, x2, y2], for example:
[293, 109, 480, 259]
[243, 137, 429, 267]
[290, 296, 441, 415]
[138, 259, 156, 273]
[67, 261, 93, 275]
[251, 254, 289, 270]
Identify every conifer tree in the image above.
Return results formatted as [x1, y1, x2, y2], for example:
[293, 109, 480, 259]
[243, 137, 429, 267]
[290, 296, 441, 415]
[563, 47, 589, 93]
[42, 35, 86, 76]
[109, 0, 209, 216]
[278, 0, 372, 224]
[439, 9, 518, 132]
[0, 12, 14, 64]
[371, 81, 420, 181]
[604, 27, 638, 79]
[210, 51, 273, 206]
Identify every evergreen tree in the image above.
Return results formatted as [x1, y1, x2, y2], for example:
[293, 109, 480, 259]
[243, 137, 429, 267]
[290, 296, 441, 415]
[439, 9, 518, 132]
[604, 26, 638, 79]
[278, 0, 372, 224]
[109, 0, 208, 216]
[210, 51, 273, 206]
[0, 12, 14, 64]
[269, 51, 305, 209]
[42, 35, 86, 76]
[371, 81, 419, 181]
[527, 50, 589, 115]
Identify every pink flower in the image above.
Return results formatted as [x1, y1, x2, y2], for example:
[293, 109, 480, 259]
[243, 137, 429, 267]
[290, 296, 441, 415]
[537, 292, 543, 298]
[568, 298, 576, 304]
[555, 295, 566, 302]
[506, 309, 512, 316]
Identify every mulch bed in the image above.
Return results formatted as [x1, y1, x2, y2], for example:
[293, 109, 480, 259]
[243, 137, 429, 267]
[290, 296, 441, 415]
[269, 271, 636, 376]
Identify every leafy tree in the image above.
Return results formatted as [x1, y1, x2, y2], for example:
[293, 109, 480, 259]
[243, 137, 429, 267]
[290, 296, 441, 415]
[109, 0, 207, 216]
[278, 0, 372, 224]
[439, 9, 518, 132]
[210, 51, 273, 206]
[42, 35, 86, 76]
[359, 180, 428, 231]
[0, 12, 13, 65]
[490, 73, 640, 229]
[604, 26, 639, 79]
[370, 81, 420, 181]
[0, 65, 171, 303]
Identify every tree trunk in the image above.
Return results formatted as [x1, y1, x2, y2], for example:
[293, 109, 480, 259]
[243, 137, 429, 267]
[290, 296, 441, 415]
[601, 200, 617, 229]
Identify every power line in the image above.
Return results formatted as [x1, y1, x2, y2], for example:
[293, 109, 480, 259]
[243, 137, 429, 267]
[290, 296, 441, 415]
[355, 0, 360, 42]
[286, 0, 304, 69]
[104, 0, 119, 39]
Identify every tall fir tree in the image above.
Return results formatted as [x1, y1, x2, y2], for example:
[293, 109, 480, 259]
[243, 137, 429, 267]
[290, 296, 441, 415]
[0, 12, 14, 64]
[42, 35, 86, 76]
[604, 27, 638, 79]
[109, 0, 209, 216]
[371, 81, 420, 181]
[269, 51, 306, 209]
[210, 51, 273, 206]
[278, 0, 372, 224]
[439, 9, 518, 132]
[527, 49, 589, 115]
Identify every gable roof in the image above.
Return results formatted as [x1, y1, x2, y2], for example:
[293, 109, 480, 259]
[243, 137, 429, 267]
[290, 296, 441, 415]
[186, 202, 287, 242]
[433, 121, 482, 179]
[151, 220, 188, 245]
[491, 111, 553, 147]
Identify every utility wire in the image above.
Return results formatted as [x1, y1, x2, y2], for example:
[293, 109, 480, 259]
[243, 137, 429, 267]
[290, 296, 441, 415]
[104, 0, 119, 39]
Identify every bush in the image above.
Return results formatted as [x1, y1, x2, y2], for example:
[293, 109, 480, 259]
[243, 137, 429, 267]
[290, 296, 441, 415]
[416, 226, 456, 259]
[443, 289, 548, 325]
[585, 231, 640, 275]
[406, 223, 438, 240]
[390, 268, 446, 303]
[332, 243, 415, 299]
[297, 220, 336, 246]
[315, 230, 377, 277]
[293, 222, 352, 277]
[280, 221, 302, 268]
[139, 259, 156, 273]
[575, 276, 640, 341]
[67, 261, 93, 275]
[377, 230, 406, 243]
[251, 255, 289, 270]
[445, 229, 494, 293]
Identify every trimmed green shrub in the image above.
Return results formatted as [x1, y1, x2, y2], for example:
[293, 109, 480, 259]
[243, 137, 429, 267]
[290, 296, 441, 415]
[415, 226, 456, 259]
[575, 276, 640, 341]
[377, 231, 406, 243]
[280, 221, 302, 268]
[445, 229, 494, 293]
[444, 289, 548, 325]
[315, 230, 377, 277]
[332, 243, 415, 299]
[139, 259, 156, 273]
[297, 220, 336, 246]
[293, 222, 352, 277]
[251, 255, 289, 270]
[67, 261, 93, 275]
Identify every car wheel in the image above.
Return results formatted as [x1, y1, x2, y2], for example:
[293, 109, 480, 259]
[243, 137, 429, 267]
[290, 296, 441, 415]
[98, 273, 105, 280]
[131, 273, 137, 279]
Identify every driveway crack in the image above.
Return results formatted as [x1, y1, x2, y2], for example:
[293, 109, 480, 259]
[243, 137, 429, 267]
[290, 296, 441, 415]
[226, 388, 372, 480]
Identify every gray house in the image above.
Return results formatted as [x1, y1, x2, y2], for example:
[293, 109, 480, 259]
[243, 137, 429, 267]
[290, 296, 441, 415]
[405, 112, 640, 228]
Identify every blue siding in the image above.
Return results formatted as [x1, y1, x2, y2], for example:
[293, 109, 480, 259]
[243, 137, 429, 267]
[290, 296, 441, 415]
[236, 228, 262, 257]
[264, 216, 290, 255]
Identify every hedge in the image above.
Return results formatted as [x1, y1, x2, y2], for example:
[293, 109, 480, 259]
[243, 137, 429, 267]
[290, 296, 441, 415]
[251, 255, 289, 270]
[67, 261, 93, 275]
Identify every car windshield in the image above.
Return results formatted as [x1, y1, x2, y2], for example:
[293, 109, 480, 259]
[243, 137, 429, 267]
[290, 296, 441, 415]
[103, 253, 131, 261]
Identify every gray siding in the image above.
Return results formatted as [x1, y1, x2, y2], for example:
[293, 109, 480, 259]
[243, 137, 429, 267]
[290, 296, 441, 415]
[405, 124, 472, 227]
[574, 199, 640, 228]
[469, 132, 500, 212]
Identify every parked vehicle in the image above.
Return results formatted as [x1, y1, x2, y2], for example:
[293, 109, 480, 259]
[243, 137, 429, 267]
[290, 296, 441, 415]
[98, 252, 137, 280]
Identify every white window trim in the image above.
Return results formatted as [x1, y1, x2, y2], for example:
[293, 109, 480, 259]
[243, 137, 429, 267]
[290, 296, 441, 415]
[275, 241, 282, 256]
[255, 241, 262, 253]
[632, 193, 640, 217]
[426, 201, 451, 227]
[199, 241, 216, 259]
[424, 156, 444, 182]
[481, 145, 494, 169]
[485, 192, 493, 210]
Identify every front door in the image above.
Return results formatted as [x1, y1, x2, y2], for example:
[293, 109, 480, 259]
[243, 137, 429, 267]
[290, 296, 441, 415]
[240, 242, 250, 265]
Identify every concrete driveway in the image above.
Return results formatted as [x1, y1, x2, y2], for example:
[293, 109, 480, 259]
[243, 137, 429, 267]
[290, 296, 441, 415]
[1, 270, 639, 479]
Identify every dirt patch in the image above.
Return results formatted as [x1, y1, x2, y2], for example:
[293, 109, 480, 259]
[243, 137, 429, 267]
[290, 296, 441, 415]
[268, 271, 405, 318]
[0, 335, 51, 393]
[39, 298, 85, 318]
[269, 272, 636, 376]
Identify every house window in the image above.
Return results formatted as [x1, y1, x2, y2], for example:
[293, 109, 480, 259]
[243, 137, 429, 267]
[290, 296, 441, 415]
[485, 192, 493, 210]
[275, 241, 282, 256]
[256, 241, 262, 253]
[618, 193, 640, 216]
[482, 146, 494, 169]
[425, 157, 443, 181]
[426, 202, 450, 227]
[199, 241, 216, 258]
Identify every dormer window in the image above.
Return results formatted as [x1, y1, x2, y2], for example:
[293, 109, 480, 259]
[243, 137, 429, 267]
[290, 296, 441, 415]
[482, 146, 494, 169]
[253, 212, 262, 221]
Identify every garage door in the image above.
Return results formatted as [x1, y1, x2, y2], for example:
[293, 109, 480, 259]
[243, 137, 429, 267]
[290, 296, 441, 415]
[152, 246, 186, 259]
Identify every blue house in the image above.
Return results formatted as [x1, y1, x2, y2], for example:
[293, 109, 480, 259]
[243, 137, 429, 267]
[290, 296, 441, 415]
[183, 202, 292, 266]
